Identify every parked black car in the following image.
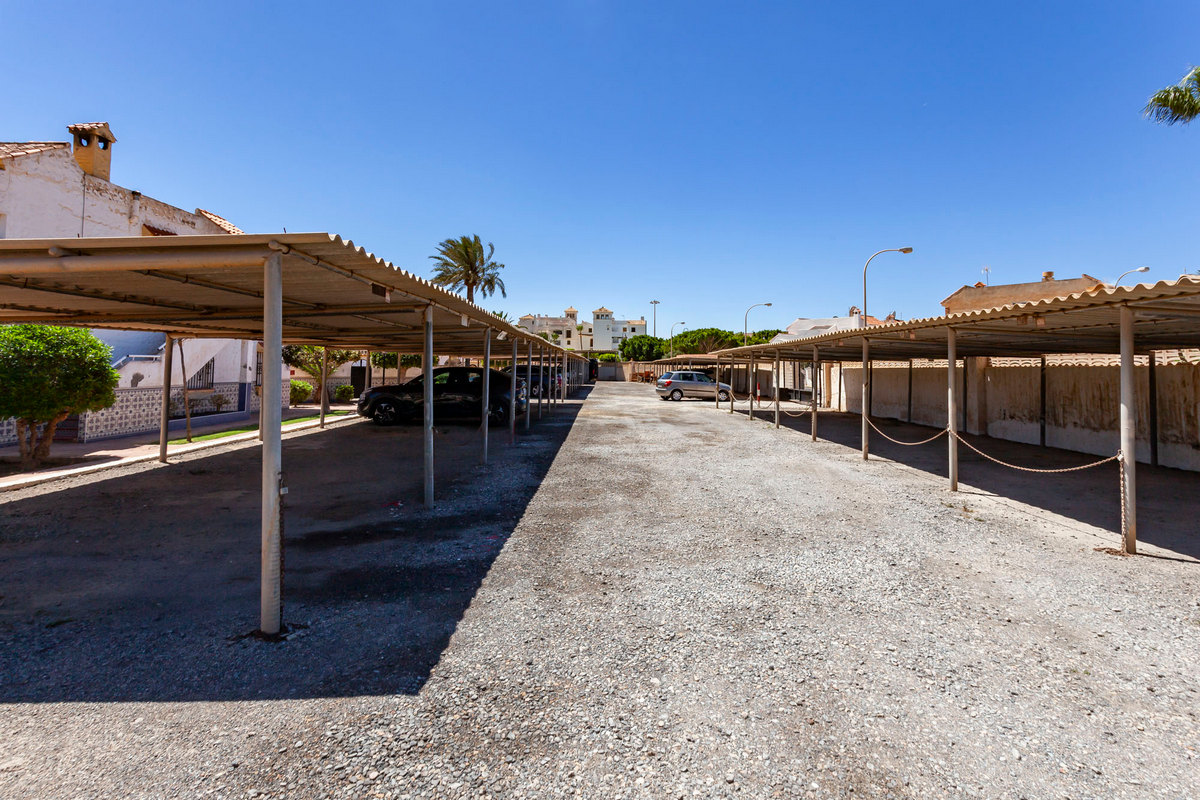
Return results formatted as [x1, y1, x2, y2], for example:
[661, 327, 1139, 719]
[357, 367, 527, 425]
[502, 364, 560, 398]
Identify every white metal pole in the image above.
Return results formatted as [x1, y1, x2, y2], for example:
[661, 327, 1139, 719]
[1119, 305, 1137, 553]
[812, 346, 819, 442]
[861, 337, 870, 460]
[525, 339, 533, 430]
[423, 306, 435, 508]
[948, 327, 958, 491]
[748, 355, 755, 421]
[537, 346, 544, 419]
[510, 339, 518, 443]
[774, 351, 780, 428]
[729, 357, 735, 414]
[481, 328, 491, 465]
[318, 346, 329, 428]
[159, 334, 174, 463]
[260, 251, 284, 636]
[715, 354, 721, 409]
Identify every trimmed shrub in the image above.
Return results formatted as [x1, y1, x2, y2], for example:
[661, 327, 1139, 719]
[597, 353, 619, 362]
[289, 379, 313, 405]
[334, 384, 355, 403]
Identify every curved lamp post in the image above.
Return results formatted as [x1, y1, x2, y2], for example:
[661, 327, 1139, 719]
[669, 322, 685, 359]
[744, 302, 772, 346]
[861, 247, 913, 460]
[650, 300, 660, 338]
[1114, 266, 1149, 287]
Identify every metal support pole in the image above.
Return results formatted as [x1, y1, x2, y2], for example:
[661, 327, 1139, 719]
[260, 251, 284, 636]
[729, 357, 735, 414]
[318, 346, 329, 428]
[748, 356, 755, 421]
[811, 346, 819, 442]
[481, 329, 491, 465]
[947, 327, 958, 491]
[715, 354, 721, 409]
[525, 339, 533, 430]
[158, 334, 174, 463]
[537, 346, 544, 419]
[366, 349, 373, 389]
[1148, 351, 1159, 467]
[774, 351, 780, 428]
[423, 306, 435, 508]
[861, 337, 870, 460]
[1039, 355, 1047, 447]
[1120, 305, 1137, 553]
[907, 359, 913, 424]
[510, 339, 518, 443]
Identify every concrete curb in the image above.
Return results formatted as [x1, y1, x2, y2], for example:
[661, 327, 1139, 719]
[0, 414, 362, 493]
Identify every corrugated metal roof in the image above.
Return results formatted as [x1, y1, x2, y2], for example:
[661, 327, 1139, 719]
[0, 233, 581, 358]
[712, 276, 1200, 361]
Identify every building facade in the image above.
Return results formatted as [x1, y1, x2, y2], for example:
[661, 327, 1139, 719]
[0, 122, 284, 445]
[515, 306, 647, 352]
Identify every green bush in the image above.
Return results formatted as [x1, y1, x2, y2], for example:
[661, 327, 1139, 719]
[289, 379, 313, 405]
[597, 353, 619, 362]
[334, 384, 355, 403]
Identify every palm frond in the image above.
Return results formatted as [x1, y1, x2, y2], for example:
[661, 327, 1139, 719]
[1144, 66, 1200, 125]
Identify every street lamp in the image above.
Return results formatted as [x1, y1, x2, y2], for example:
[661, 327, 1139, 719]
[860, 247, 913, 462]
[669, 322, 685, 359]
[1114, 266, 1149, 286]
[862, 248, 913, 329]
[650, 300, 660, 338]
[744, 302, 772, 346]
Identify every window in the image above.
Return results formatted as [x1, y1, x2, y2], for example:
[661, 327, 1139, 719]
[187, 357, 215, 391]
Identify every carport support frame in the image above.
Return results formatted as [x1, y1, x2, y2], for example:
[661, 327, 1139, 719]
[481, 328, 491, 465]
[811, 346, 819, 442]
[861, 337, 870, 460]
[947, 327, 958, 492]
[318, 347, 329, 428]
[510, 339, 518, 443]
[423, 306, 435, 508]
[158, 333, 174, 463]
[1120, 305, 1137, 553]
[525, 339, 533, 430]
[773, 350, 781, 428]
[260, 251, 284, 637]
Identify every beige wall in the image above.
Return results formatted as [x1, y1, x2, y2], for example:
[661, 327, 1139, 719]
[830, 357, 1200, 472]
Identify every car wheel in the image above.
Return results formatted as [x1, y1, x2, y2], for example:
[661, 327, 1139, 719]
[718, 389, 730, 402]
[373, 401, 398, 425]
[491, 404, 509, 425]
[669, 389, 683, 401]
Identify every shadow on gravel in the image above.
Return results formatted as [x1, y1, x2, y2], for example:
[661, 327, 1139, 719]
[0, 388, 591, 703]
[729, 404, 1200, 561]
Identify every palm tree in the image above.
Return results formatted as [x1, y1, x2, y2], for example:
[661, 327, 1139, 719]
[429, 235, 507, 303]
[1144, 66, 1200, 125]
[491, 310, 513, 323]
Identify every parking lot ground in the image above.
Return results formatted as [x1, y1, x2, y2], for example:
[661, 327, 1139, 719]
[2, 382, 1198, 799]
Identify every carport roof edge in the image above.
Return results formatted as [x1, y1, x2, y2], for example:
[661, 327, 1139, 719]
[708, 275, 1200, 360]
[0, 233, 581, 357]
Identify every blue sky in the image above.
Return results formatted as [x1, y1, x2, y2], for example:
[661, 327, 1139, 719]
[4, 1, 1198, 334]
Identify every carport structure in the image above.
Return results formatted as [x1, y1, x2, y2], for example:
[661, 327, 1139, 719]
[712, 276, 1200, 555]
[0, 233, 589, 634]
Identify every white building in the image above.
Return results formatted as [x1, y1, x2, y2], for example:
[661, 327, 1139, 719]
[583, 307, 646, 351]
[516, 307, 582, 348]
[515, 306, 646, 352]
[0, 122, 281, 444]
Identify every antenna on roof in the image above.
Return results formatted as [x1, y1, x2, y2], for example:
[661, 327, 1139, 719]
[981, 265, 991, 285]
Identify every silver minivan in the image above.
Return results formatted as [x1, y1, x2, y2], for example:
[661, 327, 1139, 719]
[655, 371, 731, 401]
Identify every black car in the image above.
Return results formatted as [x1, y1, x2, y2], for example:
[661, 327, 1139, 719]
[357, 367, 527, 425]
[502, 364, 560, 398]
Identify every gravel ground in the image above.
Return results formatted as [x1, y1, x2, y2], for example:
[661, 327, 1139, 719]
[3, 383, 1198, 799]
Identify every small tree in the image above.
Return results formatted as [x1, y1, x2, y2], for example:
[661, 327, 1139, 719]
[282, 346, 361, 404]
[0, 325, 118, 469]
[371, 352, 423, 383]
[620, 335, 666, 362]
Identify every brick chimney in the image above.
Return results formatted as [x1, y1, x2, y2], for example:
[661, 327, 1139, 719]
[68, 122, 116, 181]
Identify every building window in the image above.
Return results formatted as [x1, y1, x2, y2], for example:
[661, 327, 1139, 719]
[187, 357, 216, 391]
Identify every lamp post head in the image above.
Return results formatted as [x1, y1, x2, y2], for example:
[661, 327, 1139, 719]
[765, 302, 772, 307]
[899, 247, 914, 254]
[1135, 266, 1149, 273]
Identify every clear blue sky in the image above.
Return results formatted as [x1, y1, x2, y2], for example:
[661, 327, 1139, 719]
[4, 1, 1197, 334]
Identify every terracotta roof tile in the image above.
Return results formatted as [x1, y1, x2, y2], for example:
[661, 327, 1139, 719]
[67, 122, 116, 142]
[0, 141, 70, 160]
[195, 209, 245, 235]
